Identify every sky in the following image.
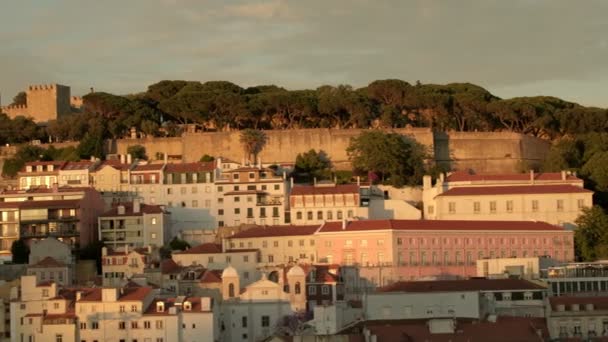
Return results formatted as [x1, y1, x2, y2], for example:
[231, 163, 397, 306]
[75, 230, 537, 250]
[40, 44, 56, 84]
[1, 0, 607, 107]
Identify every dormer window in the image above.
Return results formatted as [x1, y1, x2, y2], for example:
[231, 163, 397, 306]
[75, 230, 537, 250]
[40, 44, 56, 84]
[184, 301, 192, 311]
[48, 165, 54, 171]
[26, 166, 32, 172]
[156, 301, 164, 312]
[37, 165, 43, 172]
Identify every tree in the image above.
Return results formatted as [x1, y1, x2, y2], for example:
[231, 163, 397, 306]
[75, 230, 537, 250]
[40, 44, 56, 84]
[295, 149, 331, 181]
[127, 145, 147, 160]
[11, 92, 27, 106]
[169, 237, 190, 251]
[200, 154, 215, 162]
[11, 239, 30, 264]
[575, 206, 608, 261]
[347, 130, 427, 187]
[79, 240, 105, 274]
[239, 129, 268, 164]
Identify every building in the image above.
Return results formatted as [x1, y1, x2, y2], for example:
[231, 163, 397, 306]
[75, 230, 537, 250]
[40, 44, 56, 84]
[0, 187, 105, 257]
[476, 256, 560, 280]
[289, 183, 362, 225]
[547, 296, 608, 340]
[98, 201, 169, 248]
[423, 171, 592, 228]
[544, 261, 608, 296]
[101, 246, 155, 287]
[10, 275, 216, 342]
[314, 219, 574, 285]
[90, 159, 132, 193]
[215, 165, 288, 227]
[0, 84, 74, 123]
[57, 160, 99, 188]
[225, 224, 319, 266]
[17, 161, 65, 190]
[172, 243, 260, 286]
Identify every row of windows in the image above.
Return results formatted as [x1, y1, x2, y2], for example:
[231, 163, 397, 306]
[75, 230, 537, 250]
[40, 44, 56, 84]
[296, 209, 353, 221]
[218, 218, 281, 227]
[118, 320, 164, 329]
[395, 236, 570, 246]
[81, 339, 163, 342]
[218, 183, 281, 192]
[442, 198, 585, 214]
[219, 207, 280, 217]
[230, 239, 315, 249]
[264, 254, 315, 263]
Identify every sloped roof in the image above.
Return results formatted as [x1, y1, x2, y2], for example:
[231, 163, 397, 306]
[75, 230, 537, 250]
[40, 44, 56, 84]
[101, 203, 164, 217]
[378, 279, 546, 293]
[318, 219, 565, 233]
[175, 243, 222, 254]
[227, 224, 320, 239]
[446, 171, 580, 182]
[164, 162, 214, 173]
[436, 184, 591, 197]
[30, 256, 65, 268]
[200, 270, 223, 283]
[549, 296, 608, 311]
[291, 184, 359, 196]
[160, 259, 182, 274]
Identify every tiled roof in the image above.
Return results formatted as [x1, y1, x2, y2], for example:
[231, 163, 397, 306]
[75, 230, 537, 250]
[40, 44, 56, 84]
[100, 202, 164, 217]
[200, 270, 223, 283]
[62, 161, 96, 170]
[165, 162, 214, 173]
[318, 219, 565, 232]
[176, 243, 222, 254]
[160, 259, 182, 274]
[94, 160, 131, 171]
[30, 256, 65, 268]
[549, 296, 608, 311]
[436, 184, 591, 197]
[378, 279, 546, 293]
[291, 184, 359, 196]
[132, 164, 164, 172]
[446, 171, 580, 182]
[227, 224, 320, 239]
[17, 199, 81, 209]
[363, 317, 548, 342]
[23, 161, 66, 167]
[119, 286, 153, 301]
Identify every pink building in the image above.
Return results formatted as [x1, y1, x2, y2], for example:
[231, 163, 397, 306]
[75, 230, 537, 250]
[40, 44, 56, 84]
[314, 219, 573, 285]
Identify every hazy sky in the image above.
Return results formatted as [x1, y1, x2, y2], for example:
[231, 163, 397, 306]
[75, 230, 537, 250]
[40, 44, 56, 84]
[1, 0, 607, 107]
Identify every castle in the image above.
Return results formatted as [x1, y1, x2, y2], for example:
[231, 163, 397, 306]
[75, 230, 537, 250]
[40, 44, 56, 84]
[0, 84, 82, 123]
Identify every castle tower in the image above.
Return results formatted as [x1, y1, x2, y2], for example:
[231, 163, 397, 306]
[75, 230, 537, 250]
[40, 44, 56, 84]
[286, 265, 307, 312]
[221, 266, 240, 300]
[25, 84, 71, 123]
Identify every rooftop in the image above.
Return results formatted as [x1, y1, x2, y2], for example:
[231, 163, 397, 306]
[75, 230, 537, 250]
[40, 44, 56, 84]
[436, 184, 591, 197]
[100, 202, 164, 217]
[175, 243, 223, 254]
[228, 224, 320, 239]
[549, 296, 608, 311]
[164, 162, 215, 173]
[29, 256, 66, 268]
[318, 219, 565, 233]
[132, 163, 164, 172]
[291, 184, 359, 196]
[378, 279, 546, 293]
[446, 171, 581, 183]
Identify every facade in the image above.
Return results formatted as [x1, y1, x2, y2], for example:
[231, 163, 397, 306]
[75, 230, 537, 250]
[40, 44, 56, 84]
[544, 261, 608, 296]
[476, 256, 560, 279]
[225, 224, 319, 266]
[17, 161, 65, 190]
[0, 187, 105, 257]
[26, 256, 72, 287]
[57, 160, 99, 188]
[90, 160, 132, 192]
[101, 246, 154, 287]
[0, 84, 72, 123]
[423, 171, 591, 228]
[215, 166, 288, 227]
[314, 219, 574, 285]
[10, 275, 215, 342]
[289, 183, 362, 225]
[98, 201, 169, 248]
[547, 296, 608, 340]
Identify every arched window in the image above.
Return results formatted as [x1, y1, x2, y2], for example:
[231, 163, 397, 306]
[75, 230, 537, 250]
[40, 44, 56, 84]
[228, 283, 235, 298]
[295, 282, 301, 294]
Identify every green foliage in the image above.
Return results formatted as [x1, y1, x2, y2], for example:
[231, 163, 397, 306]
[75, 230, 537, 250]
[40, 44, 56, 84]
[11, 239, 30, 264]
[127, 145, 147, 160]
[11, 92, 27, 106]
[575, 206, 608, 261]
[0, 114, 43, 145]
[347, 130, 427, 187]
[169, 237, 190, 251]
[239, 129, 268, 163]
[200, 154, 215, 162]
[295, 149, 332, 181]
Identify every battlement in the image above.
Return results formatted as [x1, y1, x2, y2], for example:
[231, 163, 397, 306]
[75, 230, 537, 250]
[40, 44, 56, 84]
[27, 84, 68, 92]
[1, 104, 28, 110]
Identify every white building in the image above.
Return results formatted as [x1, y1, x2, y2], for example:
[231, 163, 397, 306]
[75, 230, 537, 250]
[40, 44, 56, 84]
[98, 201, 170, 248]
[476, 256, 560, 280]
[547, 296, 608, 340]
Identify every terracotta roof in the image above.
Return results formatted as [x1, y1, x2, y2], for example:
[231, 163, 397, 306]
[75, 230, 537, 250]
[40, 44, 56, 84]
[363, 317, 548, 342]
[161, 259, 182, 274]
[30, 256, 65, 268]
[23, 161, 66, 167]
[36, 281, 54, 287]
[132, 164, 164, 172]
[436, 184, 591, 197]
[94, 160, 131, 171]
[291, 184, 359, 196]
[549, 296, 608, 311]
[318, 219, 566, 232]
[78, 288, 102, 301]
[17, 199, 81, 209]
[378, 279, 546, 293]
[62, 161, 96, 170]
[101, 202, 164, 217]
[176, 243, 222, 254]
[200, 270, 223, 283]
[119, 286, 153, 301]
[165, 162, 214, 173]
[228, 224, 320, 239]
[446, 171, 580, 182]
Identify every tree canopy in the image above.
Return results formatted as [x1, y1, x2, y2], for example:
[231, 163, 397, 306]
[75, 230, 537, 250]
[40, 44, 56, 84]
[347, 130, 427, 187]
[294, 149, 332, 182]
[11, 239, 30, 264]
[575, 206, 608, 261]
[240, 129, 268, 164]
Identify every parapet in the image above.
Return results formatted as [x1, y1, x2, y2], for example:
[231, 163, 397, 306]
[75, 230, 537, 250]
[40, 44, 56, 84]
[27, 84, 68, 91]
[1, 104, 28, 110]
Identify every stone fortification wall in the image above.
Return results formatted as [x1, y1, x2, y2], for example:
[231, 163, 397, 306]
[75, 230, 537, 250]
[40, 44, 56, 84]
[1, 84, 72, 123]
[113, 128, 550, 174]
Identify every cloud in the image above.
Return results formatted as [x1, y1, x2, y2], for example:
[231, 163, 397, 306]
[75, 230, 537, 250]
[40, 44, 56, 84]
[222, 0, 291, 20]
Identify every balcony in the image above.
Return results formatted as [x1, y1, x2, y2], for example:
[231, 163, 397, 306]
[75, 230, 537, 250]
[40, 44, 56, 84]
[21, 229, 78, 238]
[256, 199, 282, 206]
[67, 179, 83, 185]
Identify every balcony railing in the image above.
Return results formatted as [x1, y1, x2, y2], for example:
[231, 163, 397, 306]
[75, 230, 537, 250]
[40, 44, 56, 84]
[21, 229, 78, 238]
[257, 199, 282, 206]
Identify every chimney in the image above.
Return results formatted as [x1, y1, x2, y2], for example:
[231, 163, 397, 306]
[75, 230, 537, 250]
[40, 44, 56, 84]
[125, 244, 129, 255]
[283, 171, 286, 180]
[133, 199, 141, 213]
[530, 170, 535, 184]
[101, 247, 108, 256]
[290, 177, 294, 188]
[164, 152, 168, 164]
[439, 173, 445, 183]
[258, 157, 262, 169]
[200, 297, 211, 311]
[127, 154, 133, 164]
[120, 154, 125, 164]
[342, 219, 347, 230]
[561, 170, 566, 180]
[423, 175, 432, 190]
[357, 176, 361, 186]
[76, 291, 82, 301]
[117, 205, 126, 215]
[313, 177, 317, 186]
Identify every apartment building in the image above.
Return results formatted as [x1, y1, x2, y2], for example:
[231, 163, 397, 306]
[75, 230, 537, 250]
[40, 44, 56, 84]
[101, 246, 155, 287]
[289, 183, 362, 225]
[17, 161, 65, 190]
[225, 224, 319, 266]
[10, 275, 216, 342]
[547, 296, 608, 340]
[98, 201, 169, 248]
[423, 171, 591, 228]
[544, 261, 608, 296]
[215, 166, 288, 227]
[91, 160, 132, 192]
[0, 187, 105, 258]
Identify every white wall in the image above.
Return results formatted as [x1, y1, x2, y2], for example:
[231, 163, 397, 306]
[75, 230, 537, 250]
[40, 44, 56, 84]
[365, 291, 481, 320]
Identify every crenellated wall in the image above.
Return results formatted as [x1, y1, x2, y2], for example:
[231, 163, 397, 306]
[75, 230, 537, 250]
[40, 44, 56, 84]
[0, 84, 73, 123]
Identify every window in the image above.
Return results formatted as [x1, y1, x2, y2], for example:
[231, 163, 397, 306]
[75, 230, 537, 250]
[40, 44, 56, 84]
[506, 200, 513, 213]
[397, 238, 403, 245]
[131, 305, 137, 312]
[360, 252, 368, 265]
[261, 316, 270, 327]
[234, 196, 240, 203]
[92, 321, 99, 329]
[56, 335, 63, 342]
[448, 202, 456, 214]
[119, 305, 125, 313]
[337, 210, 343, 220]
[42, 289, 49, 297]
[80, 322, 87, 329]
[273, 241, 279, 247]
[242, 316, 248, 328]
[557, 199, 564, 211]
[268, 255, 274, 263]
[473, 202, 480, 213]
[144, 321, 151, 329]
[427, 205, 434, 215]
[156, 320, 163, 329]
[288, 240, 293, 247]
[377, 239, 384, 246]
[307, 211, 313, 220]
[119, 321, 126, 329]
[490, 201, 497, 213]
[322, 285, 330, 295]
[531, 200, 539, 212]
[327, 211, 333, 220]
[317, 211, 323, 220]
[234, 208, 240, 214]
[296, 211, 302, 220]
[274, 184, 280, 190]
[345, 239, 353, 247]
[325, 241, 332, 247]
[577, 199, 585, 209]
[308, 285, 317, 294]
[131, 321, 138, 329]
